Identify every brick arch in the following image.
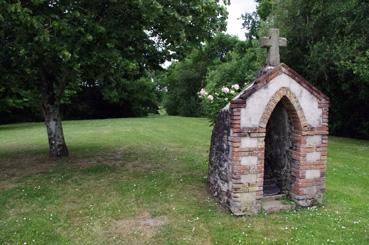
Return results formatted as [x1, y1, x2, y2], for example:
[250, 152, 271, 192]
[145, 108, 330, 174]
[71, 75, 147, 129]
[259, 87, 307, 200]
[259, 87, 308, 130]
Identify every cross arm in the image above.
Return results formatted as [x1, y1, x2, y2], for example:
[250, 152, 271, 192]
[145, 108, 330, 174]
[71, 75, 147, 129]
[260, 37, 272, 48]
[279, 37, 287, 47]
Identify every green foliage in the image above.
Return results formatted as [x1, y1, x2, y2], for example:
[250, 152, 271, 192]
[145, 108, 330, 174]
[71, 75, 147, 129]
[102, 76, 160, 116]
[242, 11, 260, 41]
[256, 0, 274, 21]
[200, 43, 264, 122]
[163, 34, 264, 118]
[0, 0, 228, 154]
[163, 34, 243, 116]
[199, 84, 242, 123]
[282, 0, 369, 139]
[251, 0, 369, 139]
[205, 46, 263, 91]
[0, 76, 160, 123]
[163, 50, 207, 116]
[242, 0, 275, 41]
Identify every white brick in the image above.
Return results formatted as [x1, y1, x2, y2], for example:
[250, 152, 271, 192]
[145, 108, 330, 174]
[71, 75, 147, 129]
[241, 174, 257, 184]
[305, 170, 320, 179]
[306, 152, 321, 162]
[241, 137, 258, 148]
[241, 156, 258, 166]
[240, 108, 247, 128]
[239, 192, 256, 203]
[305, 135, 322, 146]
[303, 186, 318, 196]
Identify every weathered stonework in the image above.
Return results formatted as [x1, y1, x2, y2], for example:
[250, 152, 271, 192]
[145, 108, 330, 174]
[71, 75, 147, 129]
[208, 110, 232, 208]
[208, 64, 329, 215]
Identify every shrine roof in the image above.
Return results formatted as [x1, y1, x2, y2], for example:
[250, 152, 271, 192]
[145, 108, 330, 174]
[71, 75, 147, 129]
[233, 63, 329, 103]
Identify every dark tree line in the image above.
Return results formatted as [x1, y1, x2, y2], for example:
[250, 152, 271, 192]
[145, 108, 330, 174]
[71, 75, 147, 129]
[162, 33, 263, 117]
[258, 0, 369, 139]
[166, 0, 369, 139]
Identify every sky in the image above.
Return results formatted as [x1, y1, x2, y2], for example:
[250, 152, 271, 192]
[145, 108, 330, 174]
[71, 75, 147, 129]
[226, 0, 257, 40]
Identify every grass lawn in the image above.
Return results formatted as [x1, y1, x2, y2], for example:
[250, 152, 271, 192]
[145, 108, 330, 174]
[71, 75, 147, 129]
[0, 116, 368, 244]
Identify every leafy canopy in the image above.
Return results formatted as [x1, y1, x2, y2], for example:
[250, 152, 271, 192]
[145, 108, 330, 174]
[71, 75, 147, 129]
[0, 0, 228, 156]
[257, 0, 369, 138]
[163, 33, 248, 116]
[0, 0, 228, 110]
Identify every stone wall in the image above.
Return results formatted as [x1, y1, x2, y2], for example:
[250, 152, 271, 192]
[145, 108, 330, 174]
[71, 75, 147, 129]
[208, 109, 232, 208]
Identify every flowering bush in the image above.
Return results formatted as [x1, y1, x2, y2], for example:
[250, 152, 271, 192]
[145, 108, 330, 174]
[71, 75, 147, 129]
[198, 84, 242, 123]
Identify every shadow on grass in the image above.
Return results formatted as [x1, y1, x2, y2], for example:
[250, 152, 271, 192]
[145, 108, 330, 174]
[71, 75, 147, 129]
[0, 143, 196, 188]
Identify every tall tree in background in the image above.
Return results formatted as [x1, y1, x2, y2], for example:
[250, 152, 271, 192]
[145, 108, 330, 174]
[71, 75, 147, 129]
[163, 34, 242, 116]
[0, 0, 227, 157]
[251, 0, 369, 138]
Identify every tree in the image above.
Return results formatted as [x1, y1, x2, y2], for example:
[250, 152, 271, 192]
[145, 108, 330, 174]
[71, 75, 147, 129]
[269, 0, 369, 139]
[0, 0, 228, 157]
[205, 46, 263, 92]
[244, 0, 369, 138]
[62, 76, 160, 120]
[241, 0, 273, 41]
[200, 40, 263, 122]
[163, 33, 245, 116]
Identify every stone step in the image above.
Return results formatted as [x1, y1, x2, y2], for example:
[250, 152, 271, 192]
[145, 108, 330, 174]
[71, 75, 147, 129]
[262, 193, 286, 201]
[261, 198, 295, 213]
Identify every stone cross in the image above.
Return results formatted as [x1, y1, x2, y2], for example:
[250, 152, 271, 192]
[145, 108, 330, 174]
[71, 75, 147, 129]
[260, 28, 287, 66]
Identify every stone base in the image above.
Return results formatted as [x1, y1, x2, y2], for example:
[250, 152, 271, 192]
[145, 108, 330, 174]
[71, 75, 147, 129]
[229, 192, 260, 215]
[227, 192, 323, 215]
[289, 192, 323, 207]
[261, 196, 295, 213]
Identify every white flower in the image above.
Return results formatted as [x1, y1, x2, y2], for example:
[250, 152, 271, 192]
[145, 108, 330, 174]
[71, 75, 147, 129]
[198, 88, 207, 97]
[230, 90, 235, 94]
[207, 95, 214, 101]
[221, 86, 230, 94]
[231, 84, 240, 90]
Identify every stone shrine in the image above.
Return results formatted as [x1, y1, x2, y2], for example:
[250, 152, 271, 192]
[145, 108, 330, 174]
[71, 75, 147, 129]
[208, 29, 329, 215]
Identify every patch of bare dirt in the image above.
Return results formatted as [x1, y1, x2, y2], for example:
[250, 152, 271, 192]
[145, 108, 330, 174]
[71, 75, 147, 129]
[109, 212, 169, 244]
[72, 148, 157, 171]
[0, 181, 16, 190]
[0, 147, 159, 184]
[0, 154, 56, 182]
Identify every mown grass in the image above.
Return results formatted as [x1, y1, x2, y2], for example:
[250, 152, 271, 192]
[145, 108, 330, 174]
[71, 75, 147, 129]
[0, 116, 368, 244]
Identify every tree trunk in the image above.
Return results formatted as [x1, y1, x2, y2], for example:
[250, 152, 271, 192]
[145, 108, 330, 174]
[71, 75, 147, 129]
[42, 103, 69, 157]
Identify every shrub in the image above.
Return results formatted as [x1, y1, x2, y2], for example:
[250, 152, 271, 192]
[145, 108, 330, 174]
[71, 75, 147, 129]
[199, 84, 241, 123]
